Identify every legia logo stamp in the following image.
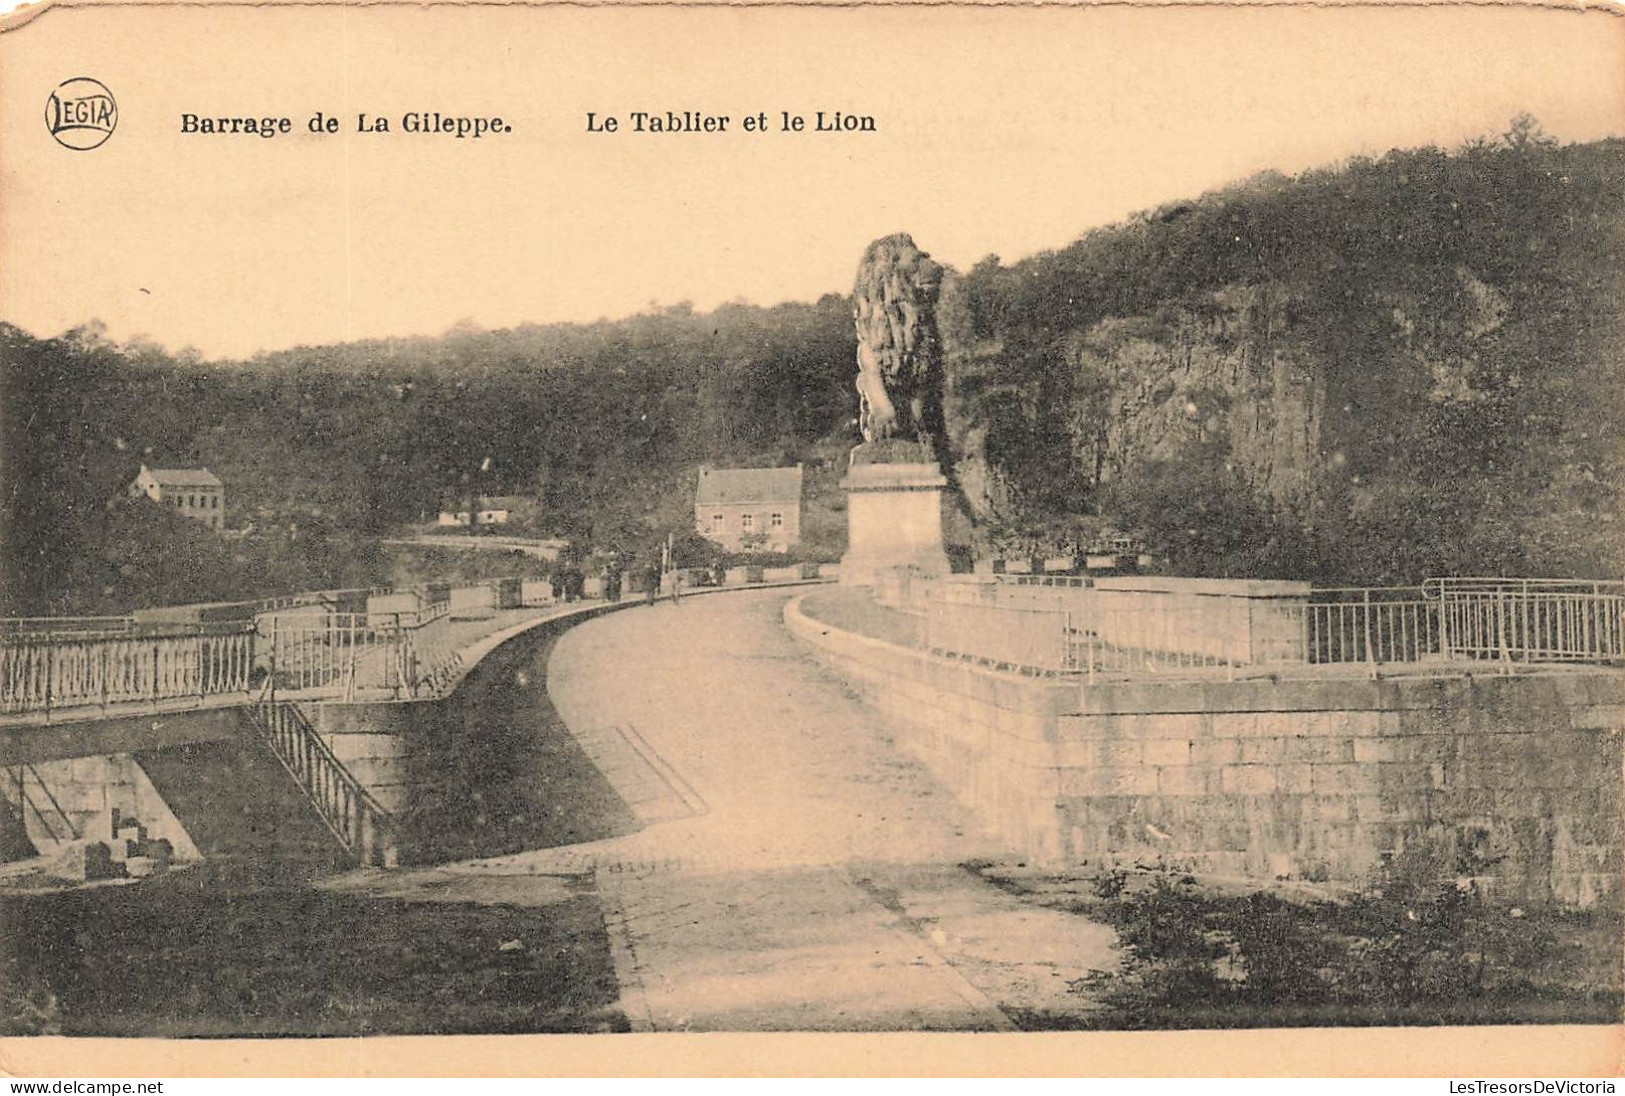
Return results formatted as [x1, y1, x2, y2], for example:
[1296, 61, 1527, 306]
[45, 77, 117, 150]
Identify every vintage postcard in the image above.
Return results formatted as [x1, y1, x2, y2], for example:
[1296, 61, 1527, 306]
[0, 0, 1622, 1078]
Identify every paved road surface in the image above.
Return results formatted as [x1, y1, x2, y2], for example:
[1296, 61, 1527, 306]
[353, 589, 1119, 1031]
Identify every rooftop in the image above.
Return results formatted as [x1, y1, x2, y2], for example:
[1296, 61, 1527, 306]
[138, 465, 222, 487]
[695, 465, 804, 507]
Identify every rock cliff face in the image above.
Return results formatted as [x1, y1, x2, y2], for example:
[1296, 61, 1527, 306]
[1064, 282, 1323, 502]
[939, 276, 1327, 532]
[937, 267, 1521, 536]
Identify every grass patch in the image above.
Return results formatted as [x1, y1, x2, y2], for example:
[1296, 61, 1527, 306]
[969, 857, 1623, 1030]
[0, 872, 626, 1037]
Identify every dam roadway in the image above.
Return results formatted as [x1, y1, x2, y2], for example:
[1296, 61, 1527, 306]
[325, 586, 1118, 1032]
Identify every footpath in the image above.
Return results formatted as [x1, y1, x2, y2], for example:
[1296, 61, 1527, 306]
[365, 587, 1119, 1031]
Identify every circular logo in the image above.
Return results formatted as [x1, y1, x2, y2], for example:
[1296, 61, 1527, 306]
[45, 77, 117, 150]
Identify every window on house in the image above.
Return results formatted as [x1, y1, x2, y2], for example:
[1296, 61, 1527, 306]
[771, 512, 783, 528]
[211, 496, 219, 509]
[712, 513, 724, 531]
[741, 513, 754, 531]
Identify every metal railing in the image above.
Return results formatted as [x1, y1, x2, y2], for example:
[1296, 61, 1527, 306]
[914, 576, 1625, 680]
[0, 623, 256, 716]
[4, 762, 80, 846]
[1426, 579, 1625, 664]
[249, 698, 394, 867]
[923, 599, 1076, 675]
[260, 604, 462, 701]
[1068, 604, 1248, 681]
[0, 616, 136, 638]
[1305, 587, 1439, 666]
[0, 582, 508, 719]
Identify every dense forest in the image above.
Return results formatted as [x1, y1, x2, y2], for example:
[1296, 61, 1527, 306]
[0, 298, 856, 615]
[3, 117, 1622, 614]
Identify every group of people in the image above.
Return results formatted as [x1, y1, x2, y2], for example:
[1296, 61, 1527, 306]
[549, 554, 730, 606]
[547, 566, 587, 602]
[599, 556, 683, 606]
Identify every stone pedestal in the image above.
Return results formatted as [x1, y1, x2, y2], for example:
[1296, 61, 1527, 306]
[840, 461, 952, 586]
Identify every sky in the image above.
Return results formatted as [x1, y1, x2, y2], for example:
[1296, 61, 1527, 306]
[2, 3, 1623, 359]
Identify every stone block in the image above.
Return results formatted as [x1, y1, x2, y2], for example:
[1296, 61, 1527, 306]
[1142, 738, 1192, 767]
[1396, 735, 1458, 764]
[1052, 713, 1112, 742]
[1157, 766, 1218, 796]
[1305, 795, 1358, 824]
[1210, 713, 1256, 739]
[1135, 713, 1208, 740]
[1353, 737, 1399, 764]
[1358, 821, 1406, 857]
[1373, 790, 1432, 823]
[1456, 753, 1527, 791]
[1189, 738, 1242, 766]
[1376, 761, 1438, 795]
[1281, 735, 1355, 764]
[1337, 711, 1386, 738]
[1096, 740, 1142, 768]
[1222, 765, 1277, 795]
[1076, 680, 1208, 715]
[1312, 763, 1371, 796]
[1274, 763, 1316, 795]
[1200, 816, 1254, 853]
[1299, 710, 1349, 738]
[1236, 737, 1285, 765]
[1067, 766, 1161, 797]
[1254, 711, 1307, 738]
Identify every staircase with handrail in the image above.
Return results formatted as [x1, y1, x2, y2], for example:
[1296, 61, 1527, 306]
[243, 696, 397, 868]
[1, 762, 81, 853]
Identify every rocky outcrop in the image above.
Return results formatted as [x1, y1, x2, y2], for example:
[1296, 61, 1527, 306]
[939, 275, 1327, 533]
[1073, 282, 1323, 502]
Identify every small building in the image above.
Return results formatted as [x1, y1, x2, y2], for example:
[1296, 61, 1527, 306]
[437, 495, 529, 527]
[128, 465, 225, 530]
[695, 465, 803, 552]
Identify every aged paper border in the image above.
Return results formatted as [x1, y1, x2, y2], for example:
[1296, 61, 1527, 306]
[1, 0, 1622, 1077]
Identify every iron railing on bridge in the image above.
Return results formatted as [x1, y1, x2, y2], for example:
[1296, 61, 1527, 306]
[0, 616, 136, 639]
[1305, 587, 1439, 666]
[3, 762, 81, 848]
[916, 576, 1625, 680]
[0, 622, 257, 717]
[1426, 578, 1625, 664]
[923, 598, 1077, 675]
[249, 698, 395, 867]
[259, 601, 461, 701]
[0, 588, 487, 719]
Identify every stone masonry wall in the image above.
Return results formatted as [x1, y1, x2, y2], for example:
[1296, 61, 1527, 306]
[786, 596, 1625, 907]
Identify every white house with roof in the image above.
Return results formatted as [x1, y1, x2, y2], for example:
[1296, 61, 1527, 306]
[128, 465, 226, 530]
[695, 465, 803, 552]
